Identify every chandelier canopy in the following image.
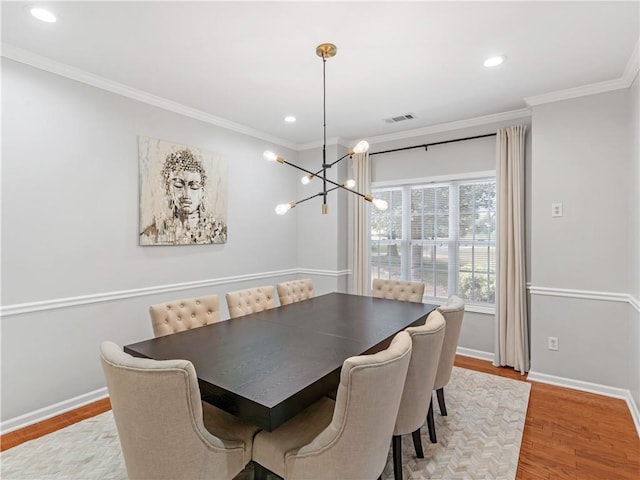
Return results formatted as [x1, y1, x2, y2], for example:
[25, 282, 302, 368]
[264, 43, 388, 215]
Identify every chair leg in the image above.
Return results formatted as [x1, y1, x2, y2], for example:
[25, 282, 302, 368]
[392, 435, 403, 480]
[436, 387, 447, 416]
[427, 399, 437, 443]
[253, 461, 271, 480]
[411, 428, 424, 458]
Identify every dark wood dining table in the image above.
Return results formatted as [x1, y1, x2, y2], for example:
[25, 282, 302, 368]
[124, 292, 436, 431]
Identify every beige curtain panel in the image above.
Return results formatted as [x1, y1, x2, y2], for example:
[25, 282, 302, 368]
[494, 125, 529, 373]
[352, 152, 371, 296]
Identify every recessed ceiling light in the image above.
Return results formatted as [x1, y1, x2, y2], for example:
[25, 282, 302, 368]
[484, 55, 506, 67]
[284, 116, 296, 123]
[30, 7, 57, 23]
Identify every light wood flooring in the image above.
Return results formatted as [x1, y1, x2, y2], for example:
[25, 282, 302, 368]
[2, 356, 639, 479]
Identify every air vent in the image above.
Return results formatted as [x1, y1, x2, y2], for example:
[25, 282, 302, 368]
[384, 113, 416, 124]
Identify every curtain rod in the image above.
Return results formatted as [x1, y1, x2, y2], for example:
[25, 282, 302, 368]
[369, 133, 496, 156]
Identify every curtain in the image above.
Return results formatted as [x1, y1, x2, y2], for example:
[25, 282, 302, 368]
[352, 152, 371, 295]
[494, 125, 529, 373]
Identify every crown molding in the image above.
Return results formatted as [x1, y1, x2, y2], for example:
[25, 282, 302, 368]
[364, 108, 531, 146]
[1, 43, 298, 151]
[298, 136, 352, 151]
[524, 77, 630, 107]
[524, 39, 638, 107]
[5, 39, 637, 152]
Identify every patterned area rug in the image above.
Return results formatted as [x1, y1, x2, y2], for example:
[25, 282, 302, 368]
[1, 367, 530, 480]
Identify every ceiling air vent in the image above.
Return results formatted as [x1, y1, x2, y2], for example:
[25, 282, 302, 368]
[384, 113, 416, 124]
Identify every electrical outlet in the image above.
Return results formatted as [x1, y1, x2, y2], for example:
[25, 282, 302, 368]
[548, 336, 559, 351]
[551, 203, 563, 217]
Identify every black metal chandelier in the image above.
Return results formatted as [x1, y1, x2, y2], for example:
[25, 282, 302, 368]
[264, 43, 388, 215]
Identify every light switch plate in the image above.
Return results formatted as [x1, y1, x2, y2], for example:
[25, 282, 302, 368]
[552, 203, 563, 217]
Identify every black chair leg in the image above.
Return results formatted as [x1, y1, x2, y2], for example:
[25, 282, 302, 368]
[253, 461, 270, 480]
[436, 387, 447, 416]
[426, 399, 437, 443]
[411, 428, 424, 458]
[392, 435, 403, 480]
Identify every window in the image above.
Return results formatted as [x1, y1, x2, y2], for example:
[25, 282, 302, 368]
[370, 177, 496, 305]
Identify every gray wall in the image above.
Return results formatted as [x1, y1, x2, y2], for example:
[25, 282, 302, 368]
[630, 75, 639, 301]
[295, 144, 350, 293]
[529, 87, 638, 402]
[629, 75, 639, 406]
[0, 59, 303, 422]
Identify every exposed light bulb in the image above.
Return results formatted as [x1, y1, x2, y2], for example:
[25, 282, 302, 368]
[352, 140, 370, 154]
[263, 150, 278, 162]
[275, 202, 295, 215]
[275, 203, 291, 215]
[344, 179, 356, 189]
[483, 55, 506, 67]
[30, 7, 56, 23]
[372, 198, 388, 211]
[301, 175, 312, 185]
[264, 151, 286, 164]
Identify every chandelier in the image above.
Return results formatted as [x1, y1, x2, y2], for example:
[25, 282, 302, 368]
[264, 43, 388, 215]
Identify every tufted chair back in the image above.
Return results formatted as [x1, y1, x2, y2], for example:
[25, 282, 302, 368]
[434, 295, 465, 390]
[149, 295, 220, 338]
[225, 285, 276, 319]
[100, 341, 258, 480]
[394, 310, 446, 436]
[276, 279, 315, 306]
[372, 279, 425, 303]
[390, 310, 446, 477]
[252, 331, 412, 480]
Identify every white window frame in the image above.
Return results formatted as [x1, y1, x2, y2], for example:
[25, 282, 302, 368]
[371, 171, 496, 313]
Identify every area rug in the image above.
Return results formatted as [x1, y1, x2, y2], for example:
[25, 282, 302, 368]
[1, 367, 530, 480]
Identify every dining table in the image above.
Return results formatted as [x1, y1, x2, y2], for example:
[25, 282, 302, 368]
[124, 292, 437, 431]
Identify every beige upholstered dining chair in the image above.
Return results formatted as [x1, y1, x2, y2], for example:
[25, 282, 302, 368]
[391, 310, 446, 480]
[148, 294, 220, 337]
[100, 341, 259, 480]
[428, 295, 465, 443]
[225, 285, 276, 319]
[372, 279, 425, 303]
[276, 278, 315, 306]
[252, 331, 413, 480]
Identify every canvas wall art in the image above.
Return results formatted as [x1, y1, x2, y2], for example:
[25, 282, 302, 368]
[139, 136, 228, 245]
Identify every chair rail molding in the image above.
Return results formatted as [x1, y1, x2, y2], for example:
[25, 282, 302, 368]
[528, 285, 640, 313]
[297, 268, 351, 277]
[0, 268, 340, 317]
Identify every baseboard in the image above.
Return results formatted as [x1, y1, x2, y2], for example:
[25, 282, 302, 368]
[528, 370, 640, 438]
[456, 347, 494, 362]
[1, 387, 109, 435]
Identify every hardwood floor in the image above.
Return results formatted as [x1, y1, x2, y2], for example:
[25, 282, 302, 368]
[454, 356, 640, 480]
[2, 356, 639, 479]
[0, 398, 111, 452]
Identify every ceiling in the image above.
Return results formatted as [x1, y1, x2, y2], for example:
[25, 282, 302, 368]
[2, 1, 638, 148]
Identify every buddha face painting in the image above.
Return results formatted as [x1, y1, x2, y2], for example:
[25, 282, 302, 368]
[139, 137, 228, 246]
